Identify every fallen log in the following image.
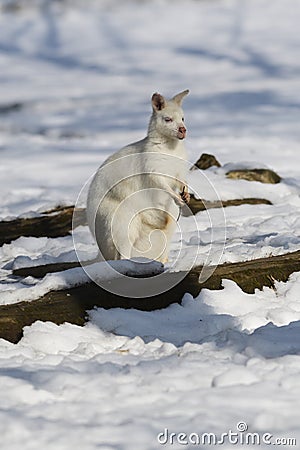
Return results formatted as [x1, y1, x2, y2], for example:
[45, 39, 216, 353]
[184, 195, 272, 216]
[1, 250, 300, 343]
[192, 153, 221, 170]
[192, 152, 281, 184]
[226, 168, 281, 184]
[3, 196, 272, 249]
[13, 260, 83, 278]
[11, 196, 272, 278]
[0, 206, 86, 246]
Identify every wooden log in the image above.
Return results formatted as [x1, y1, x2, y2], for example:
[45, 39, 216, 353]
[192, 153, 221, 170]
[3, 196, 272, 249]
[191, 154, 282, 184]
[226, 168, 281, 184]
[11, 196, 272, 278]
[1, 250, 300, 343]
[182, 195, 272, 216]
[0, 206, 86, 246]
[13, 261, 83, 278]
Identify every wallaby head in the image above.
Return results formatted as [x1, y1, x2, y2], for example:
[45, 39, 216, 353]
[148, 89, 189, 142]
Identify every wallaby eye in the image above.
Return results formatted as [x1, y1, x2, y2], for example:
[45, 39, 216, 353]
[164, 117, 173, 123]
[182, 117, 184, 122]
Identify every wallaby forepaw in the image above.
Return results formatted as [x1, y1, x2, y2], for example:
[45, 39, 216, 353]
[174, 195, 186, 207]
[180, 186, 190, 204]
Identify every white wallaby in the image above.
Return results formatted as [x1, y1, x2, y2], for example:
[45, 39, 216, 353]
[86, 90, 190, 263]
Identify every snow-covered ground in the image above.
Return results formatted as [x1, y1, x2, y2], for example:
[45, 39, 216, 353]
[0, 0, 300, 448]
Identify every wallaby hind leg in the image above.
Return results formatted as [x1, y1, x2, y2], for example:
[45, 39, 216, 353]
[94, 211, 131, 260]
[132, 215, 177, 263]
[131, 227, 167, 262]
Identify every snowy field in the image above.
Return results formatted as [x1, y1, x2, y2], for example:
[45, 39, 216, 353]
[0, 0, 300, 448]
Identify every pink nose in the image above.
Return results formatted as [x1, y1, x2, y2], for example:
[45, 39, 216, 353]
[178, 126, 186, 137]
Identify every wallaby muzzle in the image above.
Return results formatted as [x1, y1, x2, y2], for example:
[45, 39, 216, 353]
[177, 126, 186, 139]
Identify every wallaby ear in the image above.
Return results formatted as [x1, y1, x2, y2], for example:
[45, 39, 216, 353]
[172, 89, 189, 106]
[152, 93, 166, 111]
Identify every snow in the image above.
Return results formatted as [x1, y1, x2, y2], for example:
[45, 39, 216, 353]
[0, 0, 300, 448]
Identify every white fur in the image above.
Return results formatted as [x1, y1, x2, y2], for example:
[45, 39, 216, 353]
[86, 90, 189, 263]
